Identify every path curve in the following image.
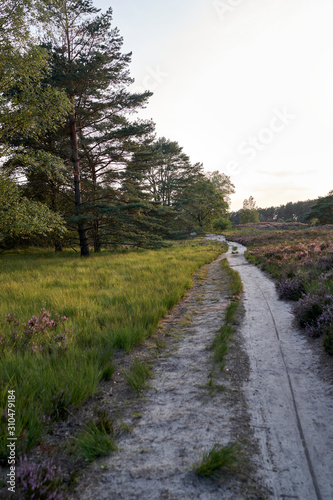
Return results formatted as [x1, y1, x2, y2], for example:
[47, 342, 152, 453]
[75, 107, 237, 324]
[209, 235, 333, 500]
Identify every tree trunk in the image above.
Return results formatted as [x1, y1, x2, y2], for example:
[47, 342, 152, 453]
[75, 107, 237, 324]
[91, 163, 101, 253]
[93, 219, 101, 253]
[54, 240, 63, 252]
[69, 117, 90, 256]
[50, 185, 63, 252]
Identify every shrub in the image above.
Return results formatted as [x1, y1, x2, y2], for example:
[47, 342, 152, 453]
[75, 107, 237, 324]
[0, 309, 71, 355]
[276, 277, 306, 301]
[16, 456, 66, 499]
[292, 286, 333, 337]
[213, 218, 232, 231]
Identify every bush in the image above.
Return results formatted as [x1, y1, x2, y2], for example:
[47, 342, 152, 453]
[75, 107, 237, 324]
[213, 217, 232, 231]
[324, 324, 333, 355]
[0, 309, 71, 355]
[16, 456, 66, 499]
[292, 285, 333, 337]
[276, 277, 306, 301]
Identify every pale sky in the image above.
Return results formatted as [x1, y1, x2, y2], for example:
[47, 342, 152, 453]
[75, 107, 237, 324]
[94, 0, 333, 210]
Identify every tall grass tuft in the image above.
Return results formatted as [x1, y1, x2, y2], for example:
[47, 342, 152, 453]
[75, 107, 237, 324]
[76, 422, 117, 462]
[123, 359, 152, 393]
[192, 442, 239, 478]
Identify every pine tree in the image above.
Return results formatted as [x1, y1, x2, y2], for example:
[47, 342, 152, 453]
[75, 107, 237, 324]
[35, 1, 153, 254]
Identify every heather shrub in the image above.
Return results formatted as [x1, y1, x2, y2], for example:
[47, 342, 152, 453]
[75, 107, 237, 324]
[0, 309, 71, 355]
[227, 226, 333, 348]
[292, 285, 333, 337]
[16, 456, 66, 499]
[324, 324, 333, 355]
[276, 276, 306, 301]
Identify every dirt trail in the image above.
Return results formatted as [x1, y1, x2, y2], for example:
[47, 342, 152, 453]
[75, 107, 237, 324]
[210, 235, 333, 500]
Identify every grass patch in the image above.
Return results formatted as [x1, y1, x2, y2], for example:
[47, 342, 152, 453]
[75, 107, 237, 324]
[192, 442, 239, 478]
[211, 258, 242, 371]
[76, 422, 117, 462]
[123, 359, 152, 393]
[0, 240, 225, 460]
[221, 258, 243, 297]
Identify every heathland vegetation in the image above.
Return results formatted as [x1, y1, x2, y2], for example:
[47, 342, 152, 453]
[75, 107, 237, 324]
[225, 223, 333, 355]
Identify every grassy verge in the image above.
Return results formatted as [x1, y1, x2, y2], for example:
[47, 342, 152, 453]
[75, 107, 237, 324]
[211, 258, 243, 371]
[0, 240, 225, 464]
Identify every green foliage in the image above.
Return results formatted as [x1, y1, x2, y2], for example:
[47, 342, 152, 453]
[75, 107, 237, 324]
[192, 442, 240, 478]
[239, 208, 260, 224]
[139, 137, 201, 206]
[177, 176, 229, 228]
[0, 175, 66, 245]
[213, 217, 232, 231]
[0, 242, 223, 455]
[305, 193, 333, 225]
[0, 0, 71, 149]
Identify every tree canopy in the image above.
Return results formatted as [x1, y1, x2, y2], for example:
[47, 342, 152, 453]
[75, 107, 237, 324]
[0, 0, 236, 253]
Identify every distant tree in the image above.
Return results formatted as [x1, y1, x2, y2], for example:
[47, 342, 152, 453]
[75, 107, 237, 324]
[177, 176, 229, 229]
[213, 217, 232, 231]
[305, 192, 333, 225]
[240, 196, 260, 223]
[140, 138, 202, 206]
[206, 170, 235, 204]
[229, 210, 240, 225]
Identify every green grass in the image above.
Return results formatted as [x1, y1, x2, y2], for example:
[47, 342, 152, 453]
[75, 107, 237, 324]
[76, 422, 117, 462]
[123, 359, 152, 393]
[211, 258, 243, 371]
[192, 442, 239, 478]
[221, 258, 243, 296]
[0, 240, 225, 459]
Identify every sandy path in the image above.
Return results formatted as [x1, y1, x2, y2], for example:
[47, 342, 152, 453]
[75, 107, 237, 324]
[215, 236, 333, 500]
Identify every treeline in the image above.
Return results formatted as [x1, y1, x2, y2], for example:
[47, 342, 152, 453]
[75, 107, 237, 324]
[0, 0, 234, 255]
[230, 195, 333, 225]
